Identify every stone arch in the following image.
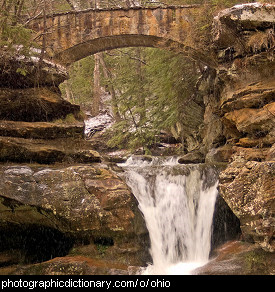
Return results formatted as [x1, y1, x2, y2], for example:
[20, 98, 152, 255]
[28, 6, 217, 67]
[54, 34, 212, 66]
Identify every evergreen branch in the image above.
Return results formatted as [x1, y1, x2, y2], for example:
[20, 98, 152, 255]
[117, 49, 147, 65]
[23, 11, 42, 26]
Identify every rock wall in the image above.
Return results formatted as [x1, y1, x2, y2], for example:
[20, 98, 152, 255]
[0, 51, 150, 273]
[0, 51, 102, 165]
[200, 3, 275, 252]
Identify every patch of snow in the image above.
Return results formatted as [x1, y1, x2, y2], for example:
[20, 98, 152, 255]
[84, 113, 113, 138]
[33, 169, 54, 178]
[6, 45, 68, 74]
[233, 3, 262, 9]
[4, 166, 33, 176]
[214, 2, 275, 24]
[30, 56, 40, 62]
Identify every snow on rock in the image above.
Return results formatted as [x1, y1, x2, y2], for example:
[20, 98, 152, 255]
[213, 2, 275, 46]
[214, 2, 275, 23]
[4, 45, 68, 75]
[0, 46, 69, 87]
[84, 112, 113, 138]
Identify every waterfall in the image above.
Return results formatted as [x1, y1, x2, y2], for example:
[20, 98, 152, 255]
[119, 156, 219, 275]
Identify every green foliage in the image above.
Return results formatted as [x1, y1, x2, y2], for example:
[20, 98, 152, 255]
[103, 48, 154, 151]
[59, 56, 95, 105]
[145, 49, 198, 129]
[52, 0, 72, 13]
[53, 113, 79, 124]
[102, 47, 199, 151]
[16, 67, 28, 76]
[58, 0, 269, 152]
[0, 23, 33, 53]
[0, 0, 35, 55]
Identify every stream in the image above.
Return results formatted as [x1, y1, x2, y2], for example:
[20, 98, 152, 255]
[119, 156, 220, 275]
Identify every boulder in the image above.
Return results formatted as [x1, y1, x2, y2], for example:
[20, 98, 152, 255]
[196, 241, 275, 275]
[0, 164, 150, 267]
[0, 87, 81, 122]
[205, 145, 234, 163]
[178, 151, 205, 164]
[219, 161, 275, 252]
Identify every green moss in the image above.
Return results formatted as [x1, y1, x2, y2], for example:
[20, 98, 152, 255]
[53, 112, 84, 124]
[244, 250, 268, 274]
[95, 244, 109, 258]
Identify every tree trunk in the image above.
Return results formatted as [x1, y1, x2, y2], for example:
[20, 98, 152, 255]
[136, 48, 146, 126]
[63, 80, 74, 103]
[99, 53, 121, 122]
[91, 53, 102, 116]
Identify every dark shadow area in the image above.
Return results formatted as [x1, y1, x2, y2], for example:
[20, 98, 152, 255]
[93, 236, 114, 246]
[0, 224, 74, 264]
[211, 194, 242, 256]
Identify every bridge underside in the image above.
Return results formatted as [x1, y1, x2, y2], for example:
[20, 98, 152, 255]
[54, 34, 215, 67]
[28, 6, 217, 67]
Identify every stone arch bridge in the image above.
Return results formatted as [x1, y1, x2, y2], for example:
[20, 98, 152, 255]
[28, 5, 216, 67]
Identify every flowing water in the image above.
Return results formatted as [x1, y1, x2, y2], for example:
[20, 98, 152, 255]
[119, 156, 219, 275]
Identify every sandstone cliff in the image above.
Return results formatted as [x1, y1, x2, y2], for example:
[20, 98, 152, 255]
[177, 4, 274, 255]
[205, 3, 274, 253]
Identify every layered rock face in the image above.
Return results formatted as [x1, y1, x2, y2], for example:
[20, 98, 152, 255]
[203, 3, 275, 252]
[179, 6, 274, 255]
[0, 51, 102, 165]
[0, 52, 150, 273]
[0, 164, 149, 268]
[0, 49, 68, 88]
[219, 161, 274, 251]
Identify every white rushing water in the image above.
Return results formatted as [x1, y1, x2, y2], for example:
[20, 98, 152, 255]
[119, 156, 219, 275]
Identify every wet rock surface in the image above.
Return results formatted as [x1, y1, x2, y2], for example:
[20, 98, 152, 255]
[219, 161, 275, 252]
[196, 241, 275, 275]
[11, 256, 130, 275]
